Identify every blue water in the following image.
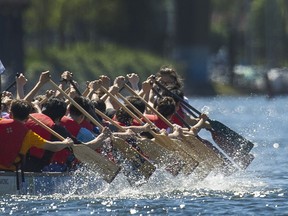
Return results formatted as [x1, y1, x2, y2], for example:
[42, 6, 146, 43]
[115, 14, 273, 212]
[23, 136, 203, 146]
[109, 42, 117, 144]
[1, 96, 288, 215]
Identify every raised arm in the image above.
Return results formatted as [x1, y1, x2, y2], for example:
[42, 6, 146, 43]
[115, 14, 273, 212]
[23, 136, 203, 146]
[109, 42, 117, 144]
[24, 71, 51, 102]
[16, 73, 27, 99]
[55, 71, 73, 98]
[100, 76, 125, 110]
[126, 73, 140, 92]
[86, 80, 102, 99]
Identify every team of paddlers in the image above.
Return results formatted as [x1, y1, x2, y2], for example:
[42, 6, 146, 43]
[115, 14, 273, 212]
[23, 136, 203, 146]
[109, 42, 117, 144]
[0, 66, 254, 185]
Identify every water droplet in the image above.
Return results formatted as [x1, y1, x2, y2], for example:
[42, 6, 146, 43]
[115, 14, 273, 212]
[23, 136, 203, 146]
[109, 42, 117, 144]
[130, 209, 138, 214]
[273, 143, 279, 148]
[179, 204, 185, 209]
[201, 106, 210, 115]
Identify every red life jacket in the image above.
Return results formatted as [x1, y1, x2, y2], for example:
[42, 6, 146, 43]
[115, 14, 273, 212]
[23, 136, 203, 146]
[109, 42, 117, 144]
[80, 120, 94, 131]
[48, 126, 75, 166]
[171, 108, 185, 127]
[112, 116, 127, 126]
[114, 120, 126, 127]
[0, 119, 28, 167]
[144, 114, 169, 130]
[57, 116, 95, 165]
[50, 147, 72, 165]
[131, 119, 141, 126]
[60, 116, 81, 137]
[25, 113, 54, 159]
[25, 114, 75, 167]
[61, 117, 94, 137]
[60, 116, 115, 165]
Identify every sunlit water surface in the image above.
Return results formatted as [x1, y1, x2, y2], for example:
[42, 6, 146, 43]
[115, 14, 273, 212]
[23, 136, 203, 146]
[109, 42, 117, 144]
[1, 96, 288, 215]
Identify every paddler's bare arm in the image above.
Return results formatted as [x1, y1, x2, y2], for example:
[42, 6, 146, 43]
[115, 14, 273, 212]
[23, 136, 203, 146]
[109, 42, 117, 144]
[122, 123, 152, 134]
[190, 113, 209, 135]
[16, 73, 27, 99]
[183, 112, 211, 130]
[84, 127, 112, 150]
[24, 71, 51, 102]
[113, 129, 136, 140]
[42, 137, 73, 152]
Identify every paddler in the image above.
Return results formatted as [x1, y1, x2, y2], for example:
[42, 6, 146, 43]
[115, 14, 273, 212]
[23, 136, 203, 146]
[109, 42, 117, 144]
[0, 99, 73, 171]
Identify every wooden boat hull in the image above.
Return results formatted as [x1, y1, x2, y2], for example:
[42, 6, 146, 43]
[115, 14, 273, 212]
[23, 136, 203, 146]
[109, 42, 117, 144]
[0, 171, 103, 195]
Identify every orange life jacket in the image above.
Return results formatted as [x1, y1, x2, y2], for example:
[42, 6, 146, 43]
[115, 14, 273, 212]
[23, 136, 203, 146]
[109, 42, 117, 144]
[0, 119, 28, 167]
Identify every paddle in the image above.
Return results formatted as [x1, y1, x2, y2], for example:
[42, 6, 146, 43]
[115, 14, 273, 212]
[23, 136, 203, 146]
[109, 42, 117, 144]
[28, 114, 120, 183]
[49, 79, 156, 183]
[106, 88, 199, 176]
[155, 81, 255, 169]
[95, 107, 184, 176]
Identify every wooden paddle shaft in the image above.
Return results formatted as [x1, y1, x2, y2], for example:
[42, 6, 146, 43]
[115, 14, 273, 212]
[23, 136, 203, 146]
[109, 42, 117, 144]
[49, 80, 103, 130]
[113, 90, 199, 174]
[94, 108, 125, 132]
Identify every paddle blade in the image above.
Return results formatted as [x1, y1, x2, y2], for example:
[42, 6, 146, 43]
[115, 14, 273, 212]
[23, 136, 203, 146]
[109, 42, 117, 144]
[72, 144, 120, 183]
[171, 139, 199, 175]
[233, 153, 255, 170]
[153, 134, 199, 175]
[112, 137, 156, 183]
[210, 120, 254, 155]
[209, 124, 255, 170]
[133, 138, 184, 176]
[181, 134, 237, 176]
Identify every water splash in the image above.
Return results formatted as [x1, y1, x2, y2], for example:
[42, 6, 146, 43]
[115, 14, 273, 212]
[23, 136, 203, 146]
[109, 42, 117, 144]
[33, 168, 269, 199]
